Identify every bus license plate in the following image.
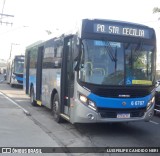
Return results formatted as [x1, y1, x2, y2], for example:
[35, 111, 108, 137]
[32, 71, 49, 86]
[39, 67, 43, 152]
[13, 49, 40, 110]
[117, 113, 130, 118]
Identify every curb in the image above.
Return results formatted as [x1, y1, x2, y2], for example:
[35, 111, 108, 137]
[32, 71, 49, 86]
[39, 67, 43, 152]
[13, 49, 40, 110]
[0, 91, 31, 116]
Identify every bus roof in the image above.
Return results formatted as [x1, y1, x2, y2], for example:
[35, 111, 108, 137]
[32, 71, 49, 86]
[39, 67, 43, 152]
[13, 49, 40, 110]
[26, 40, 44, 49]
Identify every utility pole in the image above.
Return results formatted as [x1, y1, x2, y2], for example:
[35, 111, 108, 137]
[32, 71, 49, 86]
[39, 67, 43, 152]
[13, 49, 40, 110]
[9, 43, 20, 59]
[0, 0, 14, 26]
[0, 13, 14, 26]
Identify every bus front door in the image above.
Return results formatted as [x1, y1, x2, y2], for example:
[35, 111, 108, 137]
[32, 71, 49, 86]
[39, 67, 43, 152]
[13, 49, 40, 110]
[61, 36, 75, 118]
[26, 51, 30, 94]
[36, 46, 44, 102]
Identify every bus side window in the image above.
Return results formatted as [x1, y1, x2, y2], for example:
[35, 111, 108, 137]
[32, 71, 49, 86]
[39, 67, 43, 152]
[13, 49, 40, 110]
[54, 46, 62, 68]
[43, 46, 54, 69]
[30, 47, 38, 69]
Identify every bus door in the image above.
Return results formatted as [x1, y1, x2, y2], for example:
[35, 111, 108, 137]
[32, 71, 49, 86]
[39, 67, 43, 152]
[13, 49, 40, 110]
[61, 36, 75, 116]
[36, 46, 44, 102]
[25, 51, 30, 94]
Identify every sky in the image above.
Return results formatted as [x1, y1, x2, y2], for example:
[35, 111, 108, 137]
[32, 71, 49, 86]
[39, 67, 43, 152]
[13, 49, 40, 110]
[0, 0, 160, 61]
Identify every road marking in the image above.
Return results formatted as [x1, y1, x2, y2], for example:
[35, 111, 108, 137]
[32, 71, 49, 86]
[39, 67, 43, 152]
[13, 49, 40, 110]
[149, 120, 159, 125]
[0, 91, 30, 116]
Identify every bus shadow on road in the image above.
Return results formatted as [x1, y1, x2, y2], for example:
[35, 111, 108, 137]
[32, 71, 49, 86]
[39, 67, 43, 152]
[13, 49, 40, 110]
[72, 121, 151, 137]
[154, 111, 160, 117]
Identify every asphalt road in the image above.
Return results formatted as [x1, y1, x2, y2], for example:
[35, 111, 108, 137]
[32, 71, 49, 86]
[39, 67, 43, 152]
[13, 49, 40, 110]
[0, 79, 160, 156]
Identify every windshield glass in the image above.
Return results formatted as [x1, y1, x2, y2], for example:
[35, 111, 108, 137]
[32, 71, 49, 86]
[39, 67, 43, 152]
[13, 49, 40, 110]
[78, 39, 154, 86]
[14, 59, 24, 73]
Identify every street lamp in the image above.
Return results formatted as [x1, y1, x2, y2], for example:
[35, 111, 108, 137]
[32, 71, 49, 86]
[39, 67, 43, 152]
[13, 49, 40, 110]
[9, 43, 20, 59]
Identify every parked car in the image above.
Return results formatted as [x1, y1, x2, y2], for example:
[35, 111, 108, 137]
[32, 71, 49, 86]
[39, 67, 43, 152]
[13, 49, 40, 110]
[155, 83, 160, 114]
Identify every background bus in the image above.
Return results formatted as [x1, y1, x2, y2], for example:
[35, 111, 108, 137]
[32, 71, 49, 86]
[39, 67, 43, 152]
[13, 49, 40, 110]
[24, 19, 156, 124]
[6, 55, 24, 87]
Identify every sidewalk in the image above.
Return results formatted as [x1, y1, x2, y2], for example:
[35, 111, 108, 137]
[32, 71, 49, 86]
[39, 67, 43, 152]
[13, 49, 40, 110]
[0, 83, 98, 156]
[0, 91, 68, 155]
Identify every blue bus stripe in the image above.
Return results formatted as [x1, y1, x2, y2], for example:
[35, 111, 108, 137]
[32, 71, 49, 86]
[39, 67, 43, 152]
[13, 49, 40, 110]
[88, 93, 151, 109]
[15, 76, 23, 82]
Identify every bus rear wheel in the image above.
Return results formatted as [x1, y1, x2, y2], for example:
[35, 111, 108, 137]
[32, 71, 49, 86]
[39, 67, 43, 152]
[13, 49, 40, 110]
[30, 87, 37, 106]
[52, 93, 64, 123]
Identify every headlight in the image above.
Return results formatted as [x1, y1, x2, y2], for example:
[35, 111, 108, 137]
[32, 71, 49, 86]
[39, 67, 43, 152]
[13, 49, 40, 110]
[147, 97, 155, 110]
[79, 94, 97, 111]
[79, 94, 87, 103]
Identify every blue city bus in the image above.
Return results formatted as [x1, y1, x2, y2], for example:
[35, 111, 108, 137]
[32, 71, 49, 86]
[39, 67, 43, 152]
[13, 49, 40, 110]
[6, 55, 24, 87]
[24, 19, 156, 123]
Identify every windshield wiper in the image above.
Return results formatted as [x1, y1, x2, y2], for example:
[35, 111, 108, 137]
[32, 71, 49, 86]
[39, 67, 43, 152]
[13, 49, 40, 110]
[103, 41, 117, 62]
[135, 40, 144, 60]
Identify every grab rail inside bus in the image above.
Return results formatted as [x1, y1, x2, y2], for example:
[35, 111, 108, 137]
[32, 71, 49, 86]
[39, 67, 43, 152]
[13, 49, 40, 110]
[92, 68, 105, 75]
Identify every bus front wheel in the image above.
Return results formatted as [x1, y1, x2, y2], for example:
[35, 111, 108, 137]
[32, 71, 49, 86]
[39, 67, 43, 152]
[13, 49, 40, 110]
[52, 93, 63, 123]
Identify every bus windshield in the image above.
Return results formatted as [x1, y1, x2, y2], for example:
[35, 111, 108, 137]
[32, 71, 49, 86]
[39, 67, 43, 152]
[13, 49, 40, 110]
[78, 39, 154, 86]
[14, 59, 24, 74]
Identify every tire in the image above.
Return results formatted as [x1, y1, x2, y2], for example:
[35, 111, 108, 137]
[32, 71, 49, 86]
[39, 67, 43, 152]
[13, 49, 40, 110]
[30, 87, 37, 106]
[52, 93, 64, 123]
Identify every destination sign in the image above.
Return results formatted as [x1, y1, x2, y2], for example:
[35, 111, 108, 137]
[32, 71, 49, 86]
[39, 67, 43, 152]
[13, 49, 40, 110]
[94, 23, 150, 39]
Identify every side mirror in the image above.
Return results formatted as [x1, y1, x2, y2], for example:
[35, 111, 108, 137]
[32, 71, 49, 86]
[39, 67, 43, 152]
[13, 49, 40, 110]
[73, 37, 80, 61]
[73, 45, 79, 61]
[73, 37, 81, 71]
[155, 81, 160, 87]
[73, 61, 78, 70]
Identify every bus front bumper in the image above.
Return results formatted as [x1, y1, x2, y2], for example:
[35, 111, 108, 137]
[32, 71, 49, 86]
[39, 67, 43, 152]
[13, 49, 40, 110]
[70, 101, 154, 123]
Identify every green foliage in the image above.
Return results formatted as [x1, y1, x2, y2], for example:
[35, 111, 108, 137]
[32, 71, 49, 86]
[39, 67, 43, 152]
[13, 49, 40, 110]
[45, 30, 52, 35]
[153, 7, 160, 21]
[153, 7, 160, 13]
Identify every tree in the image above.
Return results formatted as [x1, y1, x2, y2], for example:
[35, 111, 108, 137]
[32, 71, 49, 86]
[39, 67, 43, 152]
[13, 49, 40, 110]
[45, 30, 52, 35]
[153, 7, 160, 21]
